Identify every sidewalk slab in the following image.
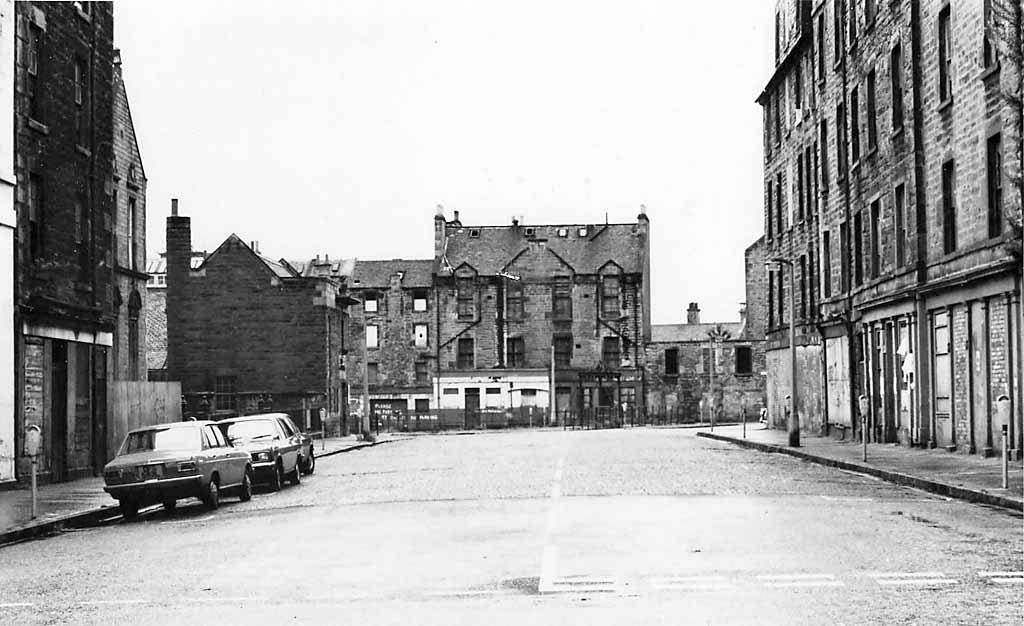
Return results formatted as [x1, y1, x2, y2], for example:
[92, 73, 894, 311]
[0, 434, 400, 549]
[696, 425, 1024, 512]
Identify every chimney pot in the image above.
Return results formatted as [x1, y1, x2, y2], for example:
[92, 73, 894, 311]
[171, 198, 179, 216]
[453, 210, 460, 223]
[686, 302, 701, 325]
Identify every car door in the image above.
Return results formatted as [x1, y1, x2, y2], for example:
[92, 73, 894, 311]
[286, 416, 311, 458]
[208, 425, 243, 487]
[275, 418, 301, 473]
[197, 426, 217, 485]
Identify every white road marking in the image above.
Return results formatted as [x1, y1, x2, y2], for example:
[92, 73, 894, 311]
[819, 496, 874, 501]
[425, 590, 502, 598]
[876, 578, 958, 586]
[162, 515, 216, 525]
[989, 578, 1024, 584]
[762, 580, 846, 588]
[652, 576, 728, 583]
[979, 571, 1024, 577]
[0, 603, 34, 608]
[756, 573, 837, 580]
[865, 572, 946, 578]
[77, 599, 150, 605]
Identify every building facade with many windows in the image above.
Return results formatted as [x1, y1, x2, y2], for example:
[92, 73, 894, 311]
[758, 0, 1022, 456]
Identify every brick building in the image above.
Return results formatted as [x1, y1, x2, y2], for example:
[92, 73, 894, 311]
[165, 202, 356, 432]
[14, 2, 120, 482]
[758, 0, 1022, 456]
[433, 207, 651, 426]
[110, 49, 147, 382]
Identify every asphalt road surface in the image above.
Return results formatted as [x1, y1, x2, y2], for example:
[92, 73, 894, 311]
[2, 428, 1022, 625]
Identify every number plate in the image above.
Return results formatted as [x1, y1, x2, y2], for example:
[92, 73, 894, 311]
[139, 464, 163, 480]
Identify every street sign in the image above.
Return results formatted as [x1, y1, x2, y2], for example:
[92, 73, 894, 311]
[319, 407, 327, 420]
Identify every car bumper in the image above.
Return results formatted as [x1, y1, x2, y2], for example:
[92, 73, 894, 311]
[104, 475, 203, 501]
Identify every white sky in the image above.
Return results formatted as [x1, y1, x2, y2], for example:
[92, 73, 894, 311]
[116, 0, 774, 325]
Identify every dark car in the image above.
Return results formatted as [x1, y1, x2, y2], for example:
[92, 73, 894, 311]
[103, 421, 253, 519]
[217, 413, 314, 490]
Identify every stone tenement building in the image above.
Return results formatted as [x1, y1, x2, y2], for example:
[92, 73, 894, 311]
[143, 251, 204, 382]
[433, 208, 651, 424]
[758, 0, 1022, 456]
[0, 0, 15, 483]
[165, 202, 357, 433]
[110, 49, 147, 383]
[13, 2, 127, 482]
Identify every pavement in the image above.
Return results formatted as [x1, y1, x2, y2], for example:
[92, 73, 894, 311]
[0, 433, 400, 547]
[696, 424, 1024, 511]
[2, 427, 1021, 626]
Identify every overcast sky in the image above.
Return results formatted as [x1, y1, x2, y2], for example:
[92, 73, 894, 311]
[115, 0, 774, 325]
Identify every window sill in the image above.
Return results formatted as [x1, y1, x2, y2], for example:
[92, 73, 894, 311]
[27, 118, 49, 135]
[937, 97, 953, 114]
[76, 144, 92, 158]
[864, 17, 876, 34]
[76, 7, 92, 22]
[851, 160, 861, 176]
[890, 125, 905, 141]
[980, 63, 1001, 82]
[864, 145, 878, 161]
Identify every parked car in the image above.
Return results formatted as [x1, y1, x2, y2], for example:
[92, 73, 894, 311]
[103, 420, 253, 519]
[217, 413, 314, 490]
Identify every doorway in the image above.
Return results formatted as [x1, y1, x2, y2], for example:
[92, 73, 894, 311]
[51, 340, 68, 482]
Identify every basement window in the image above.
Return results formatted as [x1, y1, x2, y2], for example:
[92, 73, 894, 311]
[469, 229, 481, 238]
[525, 227, 536, 238]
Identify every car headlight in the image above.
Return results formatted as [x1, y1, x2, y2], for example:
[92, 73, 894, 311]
[252, 451, 272, 462]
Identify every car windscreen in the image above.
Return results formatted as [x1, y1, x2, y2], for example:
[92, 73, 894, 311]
[120, 427, 199, 454]
[224, 420, 278, 444]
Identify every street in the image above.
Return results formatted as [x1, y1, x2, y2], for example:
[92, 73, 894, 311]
[2, 428, 1022, 625]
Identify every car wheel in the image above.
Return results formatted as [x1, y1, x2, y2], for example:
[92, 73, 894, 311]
[202, 478, 220, 510]
[288, 460, 301, 486]
[239, 470, 253, 502]
[119, 499, 139, 520]
[269, 462, 283, 492]
[162, 498, 177, 512]
[302, 451, 316, 475]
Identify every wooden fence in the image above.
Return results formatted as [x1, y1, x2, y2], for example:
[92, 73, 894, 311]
[108, 381, 183, 461]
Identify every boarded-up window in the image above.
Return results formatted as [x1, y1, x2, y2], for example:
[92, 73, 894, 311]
[364, 292, 378, 312]
[367, 363, 378, 384]
[413, 290, 428, 312]
[664, 348, 679, 376]
[414, 323, 428, 348]
[366, 324, 379, 348]
[933, 311, 951, 417]
[735, 346, 753, 374]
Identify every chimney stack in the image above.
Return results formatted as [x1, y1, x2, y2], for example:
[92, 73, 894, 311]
[166, 200, 192, 382]
[686, 302, 701, 324]
[739, 302, 747, 326]
[171, 198, 178, 216]
[453, 210, 460, 224]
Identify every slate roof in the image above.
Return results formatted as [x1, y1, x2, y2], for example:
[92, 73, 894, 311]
[441, 223, 645, 276]
[650, 322, 746, 344]
[288, 257, 356, 280]
[145, 289, 167, 371]
[350, 259, 434, 289]
[146, 255, 205, 274]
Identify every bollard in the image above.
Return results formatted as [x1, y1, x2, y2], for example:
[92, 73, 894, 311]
[1003, 425, 1009, 490]
[742, 406, 747, 439]
[31, 456, 37, 519]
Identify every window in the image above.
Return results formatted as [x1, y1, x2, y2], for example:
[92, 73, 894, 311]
[808, 244, 817, 314]
[127, 197, 136, 270]
[367, 363, 378, 384]
[987, 134, 1003, 238]
[805, 146, 814, 217]
[602, 337, 621, 368]
[413, 290, 428, 312]
[938, 6, 952, 102]
[552, 276, 572, 319]
[823, 230, 832, 298]
[27, 24, 42, 121]
[775, 172, 784, 234]
[833, 0, 843, 62]
[865, 0, 875, 25]
[773, 90, 782, 145]
[457, 338, 474, 369]
[75, 199, 88, 280]
[894, 184, 906, 266]
[507, 337, 525, 368]
[853, 210, 864, 286]
[664, 348, 679, 376]
[364, 292, 378, 312]
[848, 0, 857, 45]
[933, 311, 952, 417]
[506, 281, 524, 319]
[735, 347, 753, 375]
[775, 11, 781, 63]
[850, 86, 860, 163]
[415, 361, 428, 384]
[983, 0, 997, 68]
[942, 159, 956, 253]
[767, 179, 774, 239]
[797, 153, 804, 221]
[794, 63, 802, 110]
[768, 270, 775, 326]
[553, 335, 572, 368]
[128, 312, 139, 378]
[415, 398, 430, 413]
[836, 103, 847, 179]
[839, 220, 850, 292]
[457, 278, 474, 319]
[214, 376, 236, 412]
[820, 121, 829, 189]
[701, 347, 714, 373]
[28, 174, 43, 260]
[891, 43, 904, 130]
[366, 324, 379, 348]
[414, 323, 428, 348]
[817, 13, 826, 79]
[74, 59, 89, 146]
[866, 69, 877, 151]
[601, 275, 620, 317]
[777, 270, 785, 325]
[442, 388, 458, 395]
[799, 255, 807, 319]
[869, 199, 881, 278]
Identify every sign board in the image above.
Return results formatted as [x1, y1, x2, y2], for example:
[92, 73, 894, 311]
[24, 424, 41, 457]
[858, 394, 869, 418]
[319, 407, 327, 420]
[995, 395, 1010, 425]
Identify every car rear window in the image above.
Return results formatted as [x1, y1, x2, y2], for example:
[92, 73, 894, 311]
[120, 428, 199, 454]
[224, 420, 278, 444]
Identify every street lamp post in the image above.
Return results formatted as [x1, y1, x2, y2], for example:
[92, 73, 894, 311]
[769, 258, 799, 447]
[706, 325, 731, 432]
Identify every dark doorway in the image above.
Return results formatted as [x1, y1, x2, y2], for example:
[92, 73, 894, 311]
[51, 340, 68, 482]
[93, 347, 108, 471]
[464, 388, 480, 429]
